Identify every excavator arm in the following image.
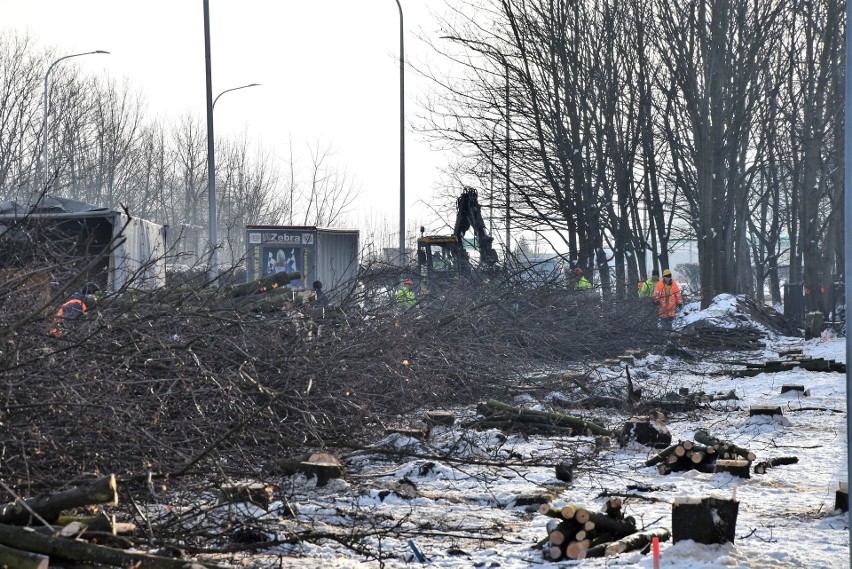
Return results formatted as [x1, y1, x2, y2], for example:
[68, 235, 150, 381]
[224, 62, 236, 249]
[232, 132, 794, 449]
[454, 187, 499, 266]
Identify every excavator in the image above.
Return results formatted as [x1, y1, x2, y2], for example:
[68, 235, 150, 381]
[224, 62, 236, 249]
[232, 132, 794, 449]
[416, 187, 499, 279]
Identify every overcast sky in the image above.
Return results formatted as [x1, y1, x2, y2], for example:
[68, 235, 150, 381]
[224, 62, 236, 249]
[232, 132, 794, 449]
[0, 1, 450, 230]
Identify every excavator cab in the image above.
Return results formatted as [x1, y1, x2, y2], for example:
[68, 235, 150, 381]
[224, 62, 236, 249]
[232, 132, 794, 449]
[416, 235, 466, 277]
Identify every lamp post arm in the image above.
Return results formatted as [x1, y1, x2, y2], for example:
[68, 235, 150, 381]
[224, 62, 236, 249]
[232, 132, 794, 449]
[213, 83, 261, 110]
[42, 50, 109, 190]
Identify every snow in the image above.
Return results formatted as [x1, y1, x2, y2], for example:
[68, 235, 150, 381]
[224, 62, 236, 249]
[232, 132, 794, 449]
[236, 303, 849, 568]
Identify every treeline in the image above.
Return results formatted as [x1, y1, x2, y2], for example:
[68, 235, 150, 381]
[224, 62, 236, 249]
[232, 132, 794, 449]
[425, 0, 843, 308]
[0, 32, 368, 268]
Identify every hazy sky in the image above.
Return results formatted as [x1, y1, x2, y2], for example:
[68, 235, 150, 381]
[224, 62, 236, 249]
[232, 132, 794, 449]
[0, 1, 449, 230]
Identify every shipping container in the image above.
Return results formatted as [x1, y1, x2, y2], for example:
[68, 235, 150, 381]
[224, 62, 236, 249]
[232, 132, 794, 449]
[245, 225, 359, 302]
[0, 196, 166, 291]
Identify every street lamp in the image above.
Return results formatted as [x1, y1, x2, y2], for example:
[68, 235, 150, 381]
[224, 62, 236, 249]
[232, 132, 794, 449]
[43, 50, 109, 190]
[395, 0, 406, 266]
[207, 82, 260, 278]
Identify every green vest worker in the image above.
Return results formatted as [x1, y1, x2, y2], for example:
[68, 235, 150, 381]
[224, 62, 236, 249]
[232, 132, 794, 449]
[571, 268, 592, 291]
[638, 269, 659, 298]
[396, 278, 416, 307]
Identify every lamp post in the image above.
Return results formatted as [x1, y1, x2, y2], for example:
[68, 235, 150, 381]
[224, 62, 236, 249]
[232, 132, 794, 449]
[395, 0, 406, 266]
[43, 50, 109, 190]
[203, 0, 217, 281]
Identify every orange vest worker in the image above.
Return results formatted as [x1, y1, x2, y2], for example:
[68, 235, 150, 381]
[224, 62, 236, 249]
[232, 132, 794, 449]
[653, 270, 683, 319]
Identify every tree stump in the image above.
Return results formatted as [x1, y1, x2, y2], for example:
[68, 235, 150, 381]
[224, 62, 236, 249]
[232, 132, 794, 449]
[713, 459, 751, 478]
[749, 405, 783, 417]
[836, 482, 848, 513]
[805, 311, 824, 340]
[555, 460, 574, 483]
[619, 416, 672, 449]
[672, 496, 739, 544]
[221, 483, 272, 510]
[780, 384, 808, 395]
[424, 410, 455, 427]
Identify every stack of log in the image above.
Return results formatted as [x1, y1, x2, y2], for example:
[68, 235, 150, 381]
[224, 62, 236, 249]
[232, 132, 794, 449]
[728, 347, 846, 377]
[647, 431, 762, 478]
[538, 499, 669, 560]
[677, 326, 765, 351]
[474, 400, 613, 437]
[0, 475, 215, 567]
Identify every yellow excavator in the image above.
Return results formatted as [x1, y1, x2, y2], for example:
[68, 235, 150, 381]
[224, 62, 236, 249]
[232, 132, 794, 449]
[416, 187, 499, 280]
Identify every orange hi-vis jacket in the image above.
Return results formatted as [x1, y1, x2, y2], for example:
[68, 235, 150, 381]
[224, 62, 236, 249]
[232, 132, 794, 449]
[653, 279, 683, 318]
[49, 295, 89, 337]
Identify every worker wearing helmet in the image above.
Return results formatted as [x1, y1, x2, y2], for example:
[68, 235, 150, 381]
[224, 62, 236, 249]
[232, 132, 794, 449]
[396, 278, 416, 308]
[653, 269, 683, 328]
[570, 267, 592, 291]
[638, 268, 659, 298]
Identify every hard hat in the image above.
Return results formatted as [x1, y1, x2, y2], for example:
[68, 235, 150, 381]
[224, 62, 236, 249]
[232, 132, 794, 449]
[662, 269, 672, 277]
[403, 278, 414, 285]
[573, 267, 583, 276]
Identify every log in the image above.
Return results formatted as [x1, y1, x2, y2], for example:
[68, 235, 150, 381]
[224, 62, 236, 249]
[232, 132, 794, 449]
[54, 513, 135, 535]
[601, 497, 623, 520]
[0, 523, 214, 569]
[619, 417, 672, 449]
[583, 510, 636, 538]
[0, 543, 49, 569]
[538, 504, 566, 519]
[694, 430, 756, 461]
[753, 456, 798, 474]
[0, 475, 117, 525]
[604, 527, 670, 556]
[749, 405, 783, 417]
[713, 459, 751, 478]
[672, 497, 738, 544]
[224, 271, 301, 298]
[573, 507, 591, 525]
[565, 539, 591, 560]
[480, 400, 613, 436]
[644, 442, 683, 467]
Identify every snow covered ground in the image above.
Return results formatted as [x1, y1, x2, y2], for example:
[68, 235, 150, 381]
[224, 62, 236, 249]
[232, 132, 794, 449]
[238, 296, 849, 568]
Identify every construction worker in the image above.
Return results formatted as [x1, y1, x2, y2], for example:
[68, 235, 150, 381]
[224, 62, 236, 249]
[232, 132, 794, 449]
[638, 268, 659, 298]
[570, 267, 592, 291]
[50, 282, 100, 337]
[653, 269, 683, 328]
[312, 280, 328, 307]
[396, 278, 416, 308]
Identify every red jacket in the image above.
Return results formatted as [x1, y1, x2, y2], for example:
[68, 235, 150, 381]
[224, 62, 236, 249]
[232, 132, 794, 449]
[653, 279, 683, 318]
